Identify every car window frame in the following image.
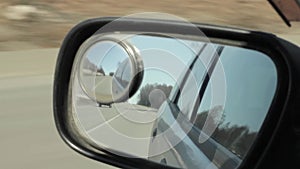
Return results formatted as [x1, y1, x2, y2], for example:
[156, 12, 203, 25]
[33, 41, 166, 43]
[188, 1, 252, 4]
[172, 44, 224, 120]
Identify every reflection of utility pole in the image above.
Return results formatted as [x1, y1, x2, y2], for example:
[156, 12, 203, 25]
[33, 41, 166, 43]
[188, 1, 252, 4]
[232, 131, 243, 146]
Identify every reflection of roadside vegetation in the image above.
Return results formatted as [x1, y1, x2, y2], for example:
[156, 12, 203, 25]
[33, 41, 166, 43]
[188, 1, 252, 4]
[137, 84, 172, 109]
[195, 106, 256, 158]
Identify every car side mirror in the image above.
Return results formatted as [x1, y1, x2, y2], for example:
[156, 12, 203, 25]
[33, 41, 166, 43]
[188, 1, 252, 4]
[53, 17, 300, 169]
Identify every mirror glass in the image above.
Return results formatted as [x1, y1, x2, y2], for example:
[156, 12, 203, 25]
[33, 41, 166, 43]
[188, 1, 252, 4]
[69, 33, 278, 169]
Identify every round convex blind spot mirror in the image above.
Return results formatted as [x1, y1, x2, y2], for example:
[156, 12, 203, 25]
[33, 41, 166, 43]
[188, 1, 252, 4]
[77, 37, 144, 105]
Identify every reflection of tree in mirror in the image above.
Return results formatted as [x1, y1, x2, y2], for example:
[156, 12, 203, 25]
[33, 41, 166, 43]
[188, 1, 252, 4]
[195, 106, 257, 158]
[195, 105, 225, 129]
[137, 84, 172, 109]
[96, 66, 105, 76]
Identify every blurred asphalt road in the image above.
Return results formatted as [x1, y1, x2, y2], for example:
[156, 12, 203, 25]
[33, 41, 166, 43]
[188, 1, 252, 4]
[0, 49, 116, 169]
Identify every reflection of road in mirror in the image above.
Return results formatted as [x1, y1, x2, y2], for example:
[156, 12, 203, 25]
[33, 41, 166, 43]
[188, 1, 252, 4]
[75, 100, 157, 158]
[93, 75, 113, 102]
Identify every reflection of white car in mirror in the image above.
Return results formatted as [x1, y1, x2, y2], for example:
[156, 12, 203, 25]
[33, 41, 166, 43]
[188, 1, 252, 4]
[112, 58, 131, 97]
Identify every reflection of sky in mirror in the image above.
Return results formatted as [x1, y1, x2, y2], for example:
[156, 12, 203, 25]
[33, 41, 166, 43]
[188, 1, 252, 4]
[128, 35, 203, 66]
[85, 41, 128, 75]
[127, 35, 204, 104]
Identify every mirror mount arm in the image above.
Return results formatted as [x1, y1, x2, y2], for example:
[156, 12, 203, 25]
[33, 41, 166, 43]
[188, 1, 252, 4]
[268, 0, 291, 27]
